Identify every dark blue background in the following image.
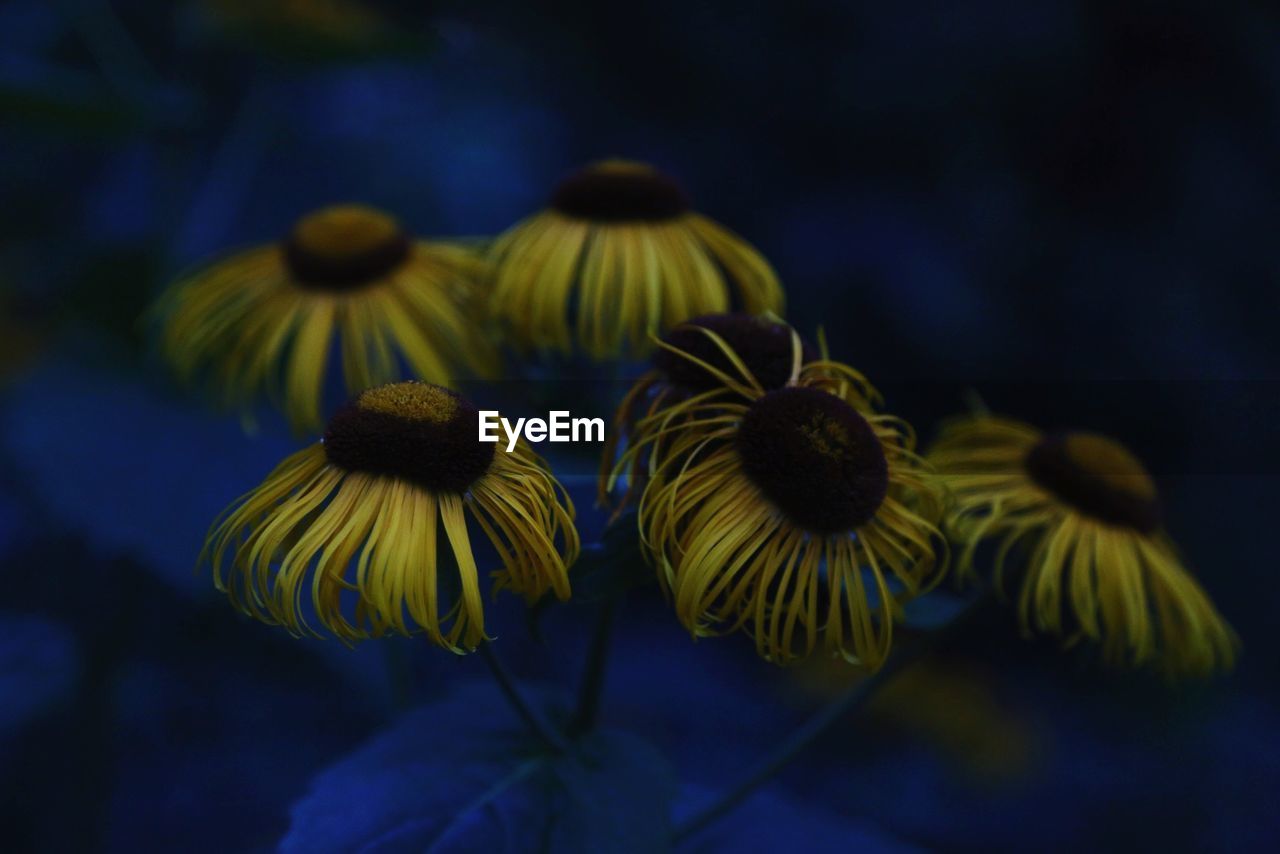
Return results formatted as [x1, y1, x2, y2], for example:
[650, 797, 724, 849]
[1, 1, 1276, 851]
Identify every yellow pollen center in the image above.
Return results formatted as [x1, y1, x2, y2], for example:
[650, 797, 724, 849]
[290, 204, 402, 261]
[798, 414, 851, 460]
[356, 382, 458, 424]
[1061, 433, 1157, 501]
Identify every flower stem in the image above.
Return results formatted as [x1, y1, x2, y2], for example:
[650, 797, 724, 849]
[672, 593, 993, 842]
[478, 642, 569, 754]
[569, 598, 617, 735]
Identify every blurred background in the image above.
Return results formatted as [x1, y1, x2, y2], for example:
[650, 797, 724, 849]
[1, 1, 1277, 850]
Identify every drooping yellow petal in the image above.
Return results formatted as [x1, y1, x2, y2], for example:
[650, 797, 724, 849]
[929, 414, 1238, 677]
[489, 203, 784, 359]
[152, 232, 497, 433]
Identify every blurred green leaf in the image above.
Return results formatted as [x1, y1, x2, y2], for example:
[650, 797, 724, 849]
[0, 81, 143, 136]
[196, 0, 437, 65]
[282, 679, 676, 853]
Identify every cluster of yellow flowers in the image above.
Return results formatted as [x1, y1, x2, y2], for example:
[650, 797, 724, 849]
[155, 159, 1236, 677]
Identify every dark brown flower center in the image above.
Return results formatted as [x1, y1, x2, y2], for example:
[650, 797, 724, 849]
[1024, 432, 1160, 533]
[550, 159, 690, 222]
[737, 387, 888, 534]
[655, 313, 816, 393]
[283, 204, 411, 290]
[323, 382, 494, 493]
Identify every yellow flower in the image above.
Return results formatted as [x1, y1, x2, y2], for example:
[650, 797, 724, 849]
[928, 415, 1237, 676]
[599, 312, 876, 511]
[203, 382, 578, 652]
[489, 159, 784, 359]
[613, 330, 943, 668]
[153, 204, 498, 432]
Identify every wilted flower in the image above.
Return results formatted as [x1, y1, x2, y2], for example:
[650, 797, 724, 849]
[203, 382, 578, 652]
[928, 415, 1237, 677]
[614, 334, 943, 668]
[489, 159, 783, 358]
[154, 204, 498, 432]
[599, 312, 875, 510]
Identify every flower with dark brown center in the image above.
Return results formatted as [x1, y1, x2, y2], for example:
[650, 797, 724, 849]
[611, 366, 944, 669]
[283, 205, 412, 289]
[737, 387, 889, 535]
[600, 314, 878, 515]
[1024, 432, 1160, 533]
[655, 314, 816, 394]
[153, 204, 497, 432]
[550, 160, 691, 222]
[489, 159, 784, 358]
[204, 381, 578, 652]
[929, 415, 1237, 677]
[324, 383, 494, 494]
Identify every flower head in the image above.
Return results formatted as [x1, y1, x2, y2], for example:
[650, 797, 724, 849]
[928, 415, 1237, 676]
[489, 160, 784, 358]
[651, 312, 818, 394]
[599, 313, 875, 511]
[153, 204, 498, 432]
[203, 381, 578, 652]
[613, 338, 943, 668]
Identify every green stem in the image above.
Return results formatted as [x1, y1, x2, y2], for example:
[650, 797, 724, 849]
[672, 593, 992, 842]
[569, 598, 617, 736]
[479, 642, 569, 754]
